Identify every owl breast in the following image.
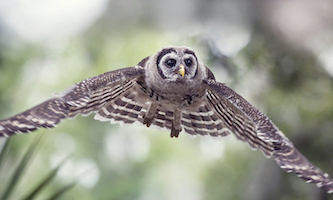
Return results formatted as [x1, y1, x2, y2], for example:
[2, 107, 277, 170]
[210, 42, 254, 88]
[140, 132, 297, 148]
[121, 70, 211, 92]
[136, 78, 206, 109]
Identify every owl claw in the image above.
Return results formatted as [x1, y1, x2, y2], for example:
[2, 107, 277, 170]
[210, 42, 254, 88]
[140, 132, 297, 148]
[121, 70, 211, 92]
[143, 115, 153, 127]
[170, 127, 181, 138]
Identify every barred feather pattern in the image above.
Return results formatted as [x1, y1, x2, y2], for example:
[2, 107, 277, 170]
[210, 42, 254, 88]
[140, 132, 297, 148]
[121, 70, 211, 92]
[93, 92, 176, 131]
[68, 79, 136, 118]
[206, 80, 333, 193]
[273, 141, 333, 192]
[94, 88, 148, 125]
[206, 89, 274, 157]
[94, 92, 229, 138]
[0, 99, 69, 137]
[0, 66, 145, 137]
[181, 103, 231, 137]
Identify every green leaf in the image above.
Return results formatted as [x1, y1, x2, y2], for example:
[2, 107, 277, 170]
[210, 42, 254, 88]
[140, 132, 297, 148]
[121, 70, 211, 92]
[0, 136, 42, 200]
[48, 182, 77, 200]
[23, 156, 70, 200]
[0, 138, 13, 174]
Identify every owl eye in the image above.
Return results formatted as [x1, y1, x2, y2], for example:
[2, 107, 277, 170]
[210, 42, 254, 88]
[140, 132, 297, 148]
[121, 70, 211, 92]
[184, 58, 192, 67]
[165, 59, 177, 67]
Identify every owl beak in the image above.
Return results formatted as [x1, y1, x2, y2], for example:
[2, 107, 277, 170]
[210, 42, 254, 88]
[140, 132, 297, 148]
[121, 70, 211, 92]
[178, 64, 185, 77]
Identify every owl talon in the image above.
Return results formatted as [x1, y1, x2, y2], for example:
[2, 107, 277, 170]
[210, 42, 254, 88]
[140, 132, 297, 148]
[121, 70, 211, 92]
[170, 127, 181, 138]
[143, 115, 153, 127]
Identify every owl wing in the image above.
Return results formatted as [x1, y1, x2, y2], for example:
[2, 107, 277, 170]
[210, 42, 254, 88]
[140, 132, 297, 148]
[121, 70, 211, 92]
[0, 66, 145, 137]
[204, 79, 333, 193]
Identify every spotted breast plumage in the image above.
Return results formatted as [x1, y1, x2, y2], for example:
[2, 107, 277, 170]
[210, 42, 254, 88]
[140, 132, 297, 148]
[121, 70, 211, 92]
[0, 46, 332, 193]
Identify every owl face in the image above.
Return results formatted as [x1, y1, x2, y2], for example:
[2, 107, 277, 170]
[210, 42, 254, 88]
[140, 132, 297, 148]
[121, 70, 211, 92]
[144, 46, 207, 96]
[156, 47, 199, 81]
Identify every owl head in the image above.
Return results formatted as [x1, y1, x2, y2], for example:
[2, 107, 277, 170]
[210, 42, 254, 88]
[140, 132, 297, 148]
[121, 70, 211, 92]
[144, 46, 207, 94]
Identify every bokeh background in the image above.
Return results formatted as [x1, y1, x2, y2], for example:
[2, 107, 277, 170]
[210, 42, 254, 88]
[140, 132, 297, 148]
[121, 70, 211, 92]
[1, 0, 333, 199]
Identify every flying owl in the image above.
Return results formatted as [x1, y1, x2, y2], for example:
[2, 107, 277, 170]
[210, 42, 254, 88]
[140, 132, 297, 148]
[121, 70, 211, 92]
[0, 46, 332, 193]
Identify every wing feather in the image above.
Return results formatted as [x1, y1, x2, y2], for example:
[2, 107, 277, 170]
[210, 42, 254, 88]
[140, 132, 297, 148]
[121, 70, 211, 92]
[0, 66, 145, 137]
[181, 102, 231, 137]
[206, 79, 333, 193]
[93, 85, 148, 126]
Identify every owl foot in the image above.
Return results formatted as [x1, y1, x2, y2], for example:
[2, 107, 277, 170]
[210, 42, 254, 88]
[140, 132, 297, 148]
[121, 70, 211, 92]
[170, 108, 182, 138]
[143, 115, 153, 127]
[170, 127, 181, 138]
[143, 103, 158, 127]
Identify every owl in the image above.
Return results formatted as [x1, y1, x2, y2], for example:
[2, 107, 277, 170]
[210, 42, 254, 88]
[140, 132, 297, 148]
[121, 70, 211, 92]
[0, 46, 332, 193]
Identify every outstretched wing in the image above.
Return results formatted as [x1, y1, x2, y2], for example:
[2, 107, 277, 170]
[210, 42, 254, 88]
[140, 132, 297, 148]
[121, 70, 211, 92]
[0, 66, 145, 137]
[205, 79, 333, 193]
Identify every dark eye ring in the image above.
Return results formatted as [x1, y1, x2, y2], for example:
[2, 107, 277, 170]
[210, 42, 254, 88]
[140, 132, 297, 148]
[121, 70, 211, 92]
[184, 58, 192, 67]
[165, 59, 177, 67]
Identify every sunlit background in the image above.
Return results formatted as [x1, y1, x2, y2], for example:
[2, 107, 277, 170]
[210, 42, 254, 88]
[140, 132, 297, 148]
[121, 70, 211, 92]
[1, 0, 333, 199]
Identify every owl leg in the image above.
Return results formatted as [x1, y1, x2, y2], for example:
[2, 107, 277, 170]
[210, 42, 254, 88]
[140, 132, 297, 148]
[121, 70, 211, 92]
[143, 103, 158, 127]
[170, 108, 182, 138]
